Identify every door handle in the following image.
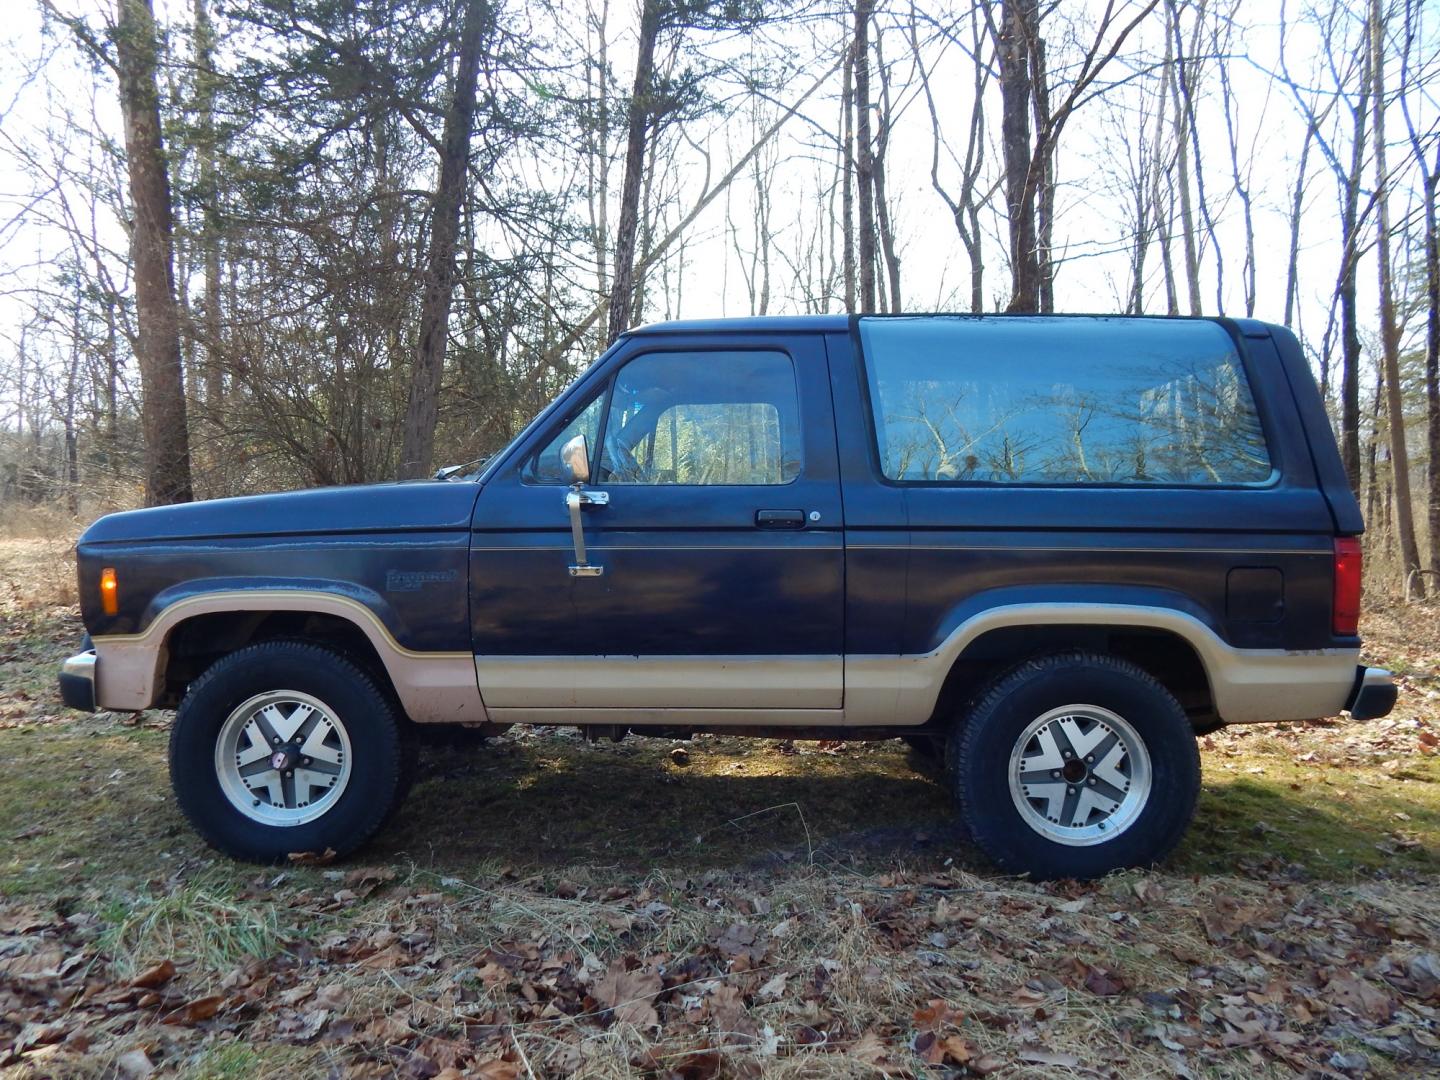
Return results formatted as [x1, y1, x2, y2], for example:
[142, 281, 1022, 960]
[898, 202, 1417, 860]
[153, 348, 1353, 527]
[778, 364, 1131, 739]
[755, 508, 806, 529]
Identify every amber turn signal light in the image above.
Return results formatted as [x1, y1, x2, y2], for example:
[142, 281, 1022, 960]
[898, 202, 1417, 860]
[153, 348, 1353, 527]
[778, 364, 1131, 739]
[100, 567, 118, 616]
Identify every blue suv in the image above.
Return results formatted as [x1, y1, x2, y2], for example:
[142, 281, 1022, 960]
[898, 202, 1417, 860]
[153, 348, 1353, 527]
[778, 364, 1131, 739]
[59, 315, 1395, 878]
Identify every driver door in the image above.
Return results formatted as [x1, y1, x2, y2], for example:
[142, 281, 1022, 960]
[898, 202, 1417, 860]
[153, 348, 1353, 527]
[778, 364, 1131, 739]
[469, 333, 844, 719]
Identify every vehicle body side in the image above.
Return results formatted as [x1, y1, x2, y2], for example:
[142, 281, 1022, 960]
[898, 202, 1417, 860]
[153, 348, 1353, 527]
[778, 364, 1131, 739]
[67, 314, 1379, 736]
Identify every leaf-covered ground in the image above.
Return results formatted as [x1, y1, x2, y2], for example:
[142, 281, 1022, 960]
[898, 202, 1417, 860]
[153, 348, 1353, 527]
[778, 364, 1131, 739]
[2, 536, 1439, 1078]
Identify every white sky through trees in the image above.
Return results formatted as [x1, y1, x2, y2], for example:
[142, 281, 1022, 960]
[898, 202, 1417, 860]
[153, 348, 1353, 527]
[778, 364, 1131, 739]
[0, 0, 1436, 438]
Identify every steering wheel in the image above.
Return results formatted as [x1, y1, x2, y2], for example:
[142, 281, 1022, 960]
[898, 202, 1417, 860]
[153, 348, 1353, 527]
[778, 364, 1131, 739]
[602, 431, 643, 482]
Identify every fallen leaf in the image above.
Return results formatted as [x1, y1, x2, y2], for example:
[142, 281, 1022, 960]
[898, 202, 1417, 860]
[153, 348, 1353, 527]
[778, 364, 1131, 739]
[1325, 974, 1393, 1022]
[12, 1021, 67, 1053]
[164, 994, 224, 1025]
[1083, 965, 1127, 996]
[849, 1030, 908, 1075]
[0, 946, 64, 979]
[912, 999, 963, 1031]
[131, 959, 177, 989]
[0, 906, 59, 934]
[287, 847, 337, 866]
[712, 922, 768, 964]
[757, 972, 789, 1002]
[917, 1031, 977, 1066]
[595, 962, 662, 1028]
[1020, 1045, 1082, 1067]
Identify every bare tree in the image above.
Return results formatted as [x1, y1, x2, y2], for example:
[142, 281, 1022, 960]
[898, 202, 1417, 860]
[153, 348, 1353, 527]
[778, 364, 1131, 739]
[853, 0, 878, 313]
[113, 0, 193, 505]
[399, 0, 488, 480]
[912, 4, 992, 313]
[1399, 0, 1439, 577]
[986, 0, 1160, 313]
[1369, 0, 1424, 595]
[872, 18, 903, 312]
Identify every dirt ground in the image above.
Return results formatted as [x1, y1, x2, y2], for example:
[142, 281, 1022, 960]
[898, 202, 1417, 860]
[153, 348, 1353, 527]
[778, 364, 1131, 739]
[1, 535, 1438, 1078]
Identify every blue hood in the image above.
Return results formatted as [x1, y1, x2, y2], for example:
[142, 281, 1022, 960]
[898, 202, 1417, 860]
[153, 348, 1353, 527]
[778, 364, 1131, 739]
[81, 481, 483, 543]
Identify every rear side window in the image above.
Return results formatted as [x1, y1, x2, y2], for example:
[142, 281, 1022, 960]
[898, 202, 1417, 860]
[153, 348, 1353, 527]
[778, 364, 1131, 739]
[859, 317, 1272, 485]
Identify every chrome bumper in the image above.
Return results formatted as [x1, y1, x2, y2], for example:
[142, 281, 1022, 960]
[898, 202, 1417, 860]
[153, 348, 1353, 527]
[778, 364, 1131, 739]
[1345, 666, 1397, 722]
[58, 650, 98, 712]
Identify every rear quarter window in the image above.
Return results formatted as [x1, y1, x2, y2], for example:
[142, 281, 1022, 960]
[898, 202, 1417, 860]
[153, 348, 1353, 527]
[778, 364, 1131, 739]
[858, 317, 1273, 485]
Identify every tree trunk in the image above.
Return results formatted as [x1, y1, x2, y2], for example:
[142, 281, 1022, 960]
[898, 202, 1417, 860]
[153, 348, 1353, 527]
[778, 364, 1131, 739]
[115, 0, 193, 506]
[398, 0, 487, 479]
[853, 0, 877, 314]
[606, 0, 661, 344]
[1166, 0, 1201, 315]
[998, 0, 1039, 312]
[1422, 162, 1440, 579]
[872, 26, 900, 313]
[1283, 120, 1315, 327]
[1369, 0, 1424, 596]
[194, 0, 224, 419]
[1338, 63, 1371, 497]
[840, 42, 856, 313]
[1030, 24, 1054, 311]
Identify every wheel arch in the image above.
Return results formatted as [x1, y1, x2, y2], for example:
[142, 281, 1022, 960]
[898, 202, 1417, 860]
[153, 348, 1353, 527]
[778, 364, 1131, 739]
[935, 620, 1215, 732]
[90, 590, 487, 725]
[888, 598, 1356, 730]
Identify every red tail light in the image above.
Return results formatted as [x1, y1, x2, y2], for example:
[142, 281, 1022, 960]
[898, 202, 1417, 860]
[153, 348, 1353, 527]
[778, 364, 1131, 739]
[1332, 537, 1362, 636]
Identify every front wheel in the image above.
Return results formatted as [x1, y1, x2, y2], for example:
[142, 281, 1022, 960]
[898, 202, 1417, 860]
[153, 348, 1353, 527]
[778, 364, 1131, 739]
[951, 652, 1200, 880]
[169, 641, 406, 862]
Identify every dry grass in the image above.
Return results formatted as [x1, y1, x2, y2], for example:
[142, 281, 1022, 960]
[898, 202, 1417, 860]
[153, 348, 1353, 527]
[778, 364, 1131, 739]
[1, 537, 1438, 1077]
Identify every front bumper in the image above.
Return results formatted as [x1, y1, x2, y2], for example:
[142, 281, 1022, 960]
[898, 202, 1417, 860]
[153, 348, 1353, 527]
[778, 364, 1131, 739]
[58, 650, 98, 712]
[1345, 666, 1398, 722]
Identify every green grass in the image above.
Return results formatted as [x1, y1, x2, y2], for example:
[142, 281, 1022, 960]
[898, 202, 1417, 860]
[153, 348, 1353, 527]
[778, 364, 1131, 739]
[1181, 760, 1440, 876]
[186, 1042, 316, 1080]
[0, 713, 1435, 910]
[97, 877, 286, 981]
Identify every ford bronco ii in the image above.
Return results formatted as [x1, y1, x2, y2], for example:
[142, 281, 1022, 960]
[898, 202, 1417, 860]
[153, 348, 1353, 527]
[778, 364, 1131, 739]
[59, 315, 1397, 879]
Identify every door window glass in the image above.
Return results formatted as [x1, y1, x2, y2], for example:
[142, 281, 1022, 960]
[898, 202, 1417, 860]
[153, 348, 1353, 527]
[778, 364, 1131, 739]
[523, 390, 605, 484]
[598, 351, 802, 485]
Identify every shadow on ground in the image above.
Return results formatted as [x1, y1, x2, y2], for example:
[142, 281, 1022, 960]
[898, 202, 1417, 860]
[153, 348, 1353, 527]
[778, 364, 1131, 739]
[1, 717, 1436, 901]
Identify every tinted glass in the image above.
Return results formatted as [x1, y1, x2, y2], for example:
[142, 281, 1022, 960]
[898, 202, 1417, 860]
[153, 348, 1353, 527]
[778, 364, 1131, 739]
[598, 350, 802, 485]
[524, 390, 604, 484]
[860, 317, 1272, 485]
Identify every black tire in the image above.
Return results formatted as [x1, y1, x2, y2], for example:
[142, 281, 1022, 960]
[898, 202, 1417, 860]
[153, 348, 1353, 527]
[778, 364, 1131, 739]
[950, 652, 1200, 880]
[169, 641, 406, 862]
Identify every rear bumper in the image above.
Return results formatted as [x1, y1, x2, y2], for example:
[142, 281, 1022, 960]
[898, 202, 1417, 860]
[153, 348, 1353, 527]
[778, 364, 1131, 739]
[1345, 666, 1397, 722]
[58, 650, 98, 712]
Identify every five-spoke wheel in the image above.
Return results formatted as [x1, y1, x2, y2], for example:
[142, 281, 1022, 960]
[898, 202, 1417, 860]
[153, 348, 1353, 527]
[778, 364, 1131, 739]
[215, 690, 353, 826]
[1008, 704, 1152, 845]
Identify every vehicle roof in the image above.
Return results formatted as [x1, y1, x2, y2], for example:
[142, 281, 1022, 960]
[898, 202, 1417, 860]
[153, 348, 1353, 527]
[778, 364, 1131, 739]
[626, 315, 851, 334]
[625, 312, 1265, 336]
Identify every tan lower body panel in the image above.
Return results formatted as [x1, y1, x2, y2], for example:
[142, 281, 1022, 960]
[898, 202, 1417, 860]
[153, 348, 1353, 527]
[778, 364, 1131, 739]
[90, 592, 1358, 731]
[473, 655, 843, 710]
[90, 590, 487, 725]
[485, 707, 843, 727]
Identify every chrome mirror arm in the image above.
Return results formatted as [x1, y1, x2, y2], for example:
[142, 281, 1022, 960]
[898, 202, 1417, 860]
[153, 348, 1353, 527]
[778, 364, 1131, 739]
[565, 486, 608, 577]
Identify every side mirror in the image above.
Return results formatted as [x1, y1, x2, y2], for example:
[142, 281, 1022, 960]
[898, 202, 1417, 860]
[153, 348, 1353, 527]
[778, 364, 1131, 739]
[561, 433, 591, 485]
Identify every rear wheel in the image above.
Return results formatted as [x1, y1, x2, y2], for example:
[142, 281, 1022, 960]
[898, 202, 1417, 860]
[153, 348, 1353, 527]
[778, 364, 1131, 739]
[170, 641, 406, 862]
[950, 652, 1200, 880]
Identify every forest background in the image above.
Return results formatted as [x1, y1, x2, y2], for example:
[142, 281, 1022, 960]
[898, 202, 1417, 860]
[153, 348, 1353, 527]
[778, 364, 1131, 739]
[0, 0, 1437, 596]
